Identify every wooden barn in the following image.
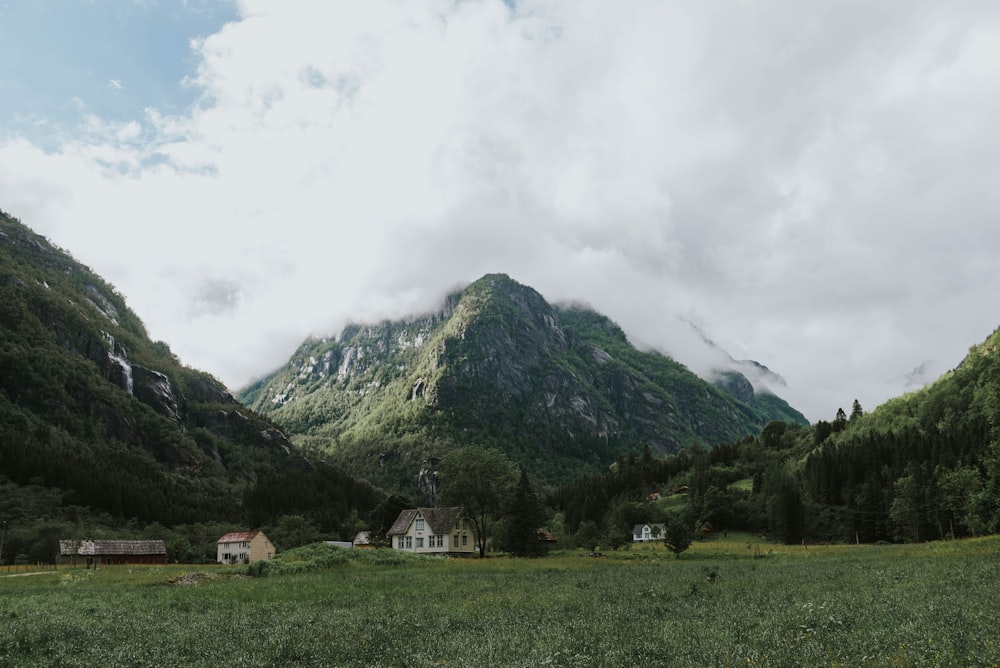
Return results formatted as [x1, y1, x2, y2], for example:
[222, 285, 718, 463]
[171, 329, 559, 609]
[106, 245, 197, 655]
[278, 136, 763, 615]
[58, 539, 167, 566]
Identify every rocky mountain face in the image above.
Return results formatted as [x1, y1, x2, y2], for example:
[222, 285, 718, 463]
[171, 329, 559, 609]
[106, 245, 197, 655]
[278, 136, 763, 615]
[241, 273, 806, 490]
[0, 210, 305, 525]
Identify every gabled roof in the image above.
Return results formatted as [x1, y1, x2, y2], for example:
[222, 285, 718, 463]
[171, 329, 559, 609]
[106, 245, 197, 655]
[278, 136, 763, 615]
[59, 540, 166, 556]
[536, 528, 557, 542]
[631, 523, 665, 533]
[388, 507, 464, 535]
[217, 530, 262, 544]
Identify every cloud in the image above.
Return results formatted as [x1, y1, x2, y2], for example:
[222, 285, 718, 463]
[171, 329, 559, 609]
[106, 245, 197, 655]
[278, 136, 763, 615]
[3, 0, 1000, 422]
[108, 79, 123, 91]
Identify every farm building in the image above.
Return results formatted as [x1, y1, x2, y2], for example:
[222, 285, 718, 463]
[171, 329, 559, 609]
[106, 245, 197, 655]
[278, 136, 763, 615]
[388, 507, 476, 555]
[352, 531, 375, 549]
[216, 530, 275, 565]
[58, 539, 167, 566]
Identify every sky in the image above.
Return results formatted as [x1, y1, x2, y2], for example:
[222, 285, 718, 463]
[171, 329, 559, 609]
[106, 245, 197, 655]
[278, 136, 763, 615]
[2, 0, 999, 423]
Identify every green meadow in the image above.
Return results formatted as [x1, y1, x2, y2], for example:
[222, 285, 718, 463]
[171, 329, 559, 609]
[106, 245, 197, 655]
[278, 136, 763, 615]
[2, 535, 998, 667]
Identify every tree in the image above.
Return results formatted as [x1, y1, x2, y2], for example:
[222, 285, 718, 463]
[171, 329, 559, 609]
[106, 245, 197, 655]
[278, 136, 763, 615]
[497, 468, 547, 557]
[439, 447, 517, 557]
[574, 520, 601, 551]
[832, 408, 848, 433]
[663, 512, 692, 559]
[267, 514, 321, 550]
[849, 400, 864, 422]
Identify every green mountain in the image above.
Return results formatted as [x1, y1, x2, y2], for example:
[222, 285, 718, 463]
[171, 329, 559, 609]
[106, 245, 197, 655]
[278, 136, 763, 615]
[0, 209, 317, 527]
[240, 273, 806, 492]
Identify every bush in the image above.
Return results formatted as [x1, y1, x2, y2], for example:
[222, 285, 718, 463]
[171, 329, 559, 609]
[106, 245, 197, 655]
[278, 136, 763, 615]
[248, 543, 421, 577]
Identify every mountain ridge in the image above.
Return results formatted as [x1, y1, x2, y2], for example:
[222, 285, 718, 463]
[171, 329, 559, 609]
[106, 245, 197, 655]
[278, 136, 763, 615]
[240, 273, 807, 492]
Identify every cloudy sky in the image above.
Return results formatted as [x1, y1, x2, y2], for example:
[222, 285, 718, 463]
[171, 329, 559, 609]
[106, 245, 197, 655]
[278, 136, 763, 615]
[2, 0, 999, 423]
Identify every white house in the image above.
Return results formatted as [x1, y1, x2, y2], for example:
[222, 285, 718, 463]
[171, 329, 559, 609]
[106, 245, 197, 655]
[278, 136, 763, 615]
[388, 507, 476, 555]
[216, 530, 275, 564]
[632, 523, 665, 543]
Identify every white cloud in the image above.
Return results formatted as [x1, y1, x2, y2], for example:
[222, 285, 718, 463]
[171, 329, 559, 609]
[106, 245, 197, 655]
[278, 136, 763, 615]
[3, 0, 1000, 422]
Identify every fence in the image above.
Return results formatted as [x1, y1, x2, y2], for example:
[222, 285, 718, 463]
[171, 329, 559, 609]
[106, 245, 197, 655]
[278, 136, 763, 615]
[1, 563, 59, 575]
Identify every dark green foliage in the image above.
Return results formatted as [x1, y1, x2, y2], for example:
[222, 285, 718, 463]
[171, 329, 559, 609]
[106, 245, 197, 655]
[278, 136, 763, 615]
[247, 541, 418, 577]
[497, 468, 547, 557]
[243, 461, 384, 540]
[663, 511, 692, 558]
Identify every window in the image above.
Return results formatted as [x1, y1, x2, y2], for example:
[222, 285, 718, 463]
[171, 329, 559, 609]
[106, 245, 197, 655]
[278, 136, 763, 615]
[416, 537, 424, 548]
[454, 534, 459, 547]
[462, 535, 468, 546]
[415, 518, 425, 532]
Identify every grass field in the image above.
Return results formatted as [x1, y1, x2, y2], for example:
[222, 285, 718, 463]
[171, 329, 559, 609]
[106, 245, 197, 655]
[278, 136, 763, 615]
[2, 535, 998, 667]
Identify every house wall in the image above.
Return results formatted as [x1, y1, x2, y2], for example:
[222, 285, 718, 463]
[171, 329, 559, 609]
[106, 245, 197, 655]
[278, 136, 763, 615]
[217, 542, 249, 564]
[217, 533, 275, 564]
[248, 534, 274, 563]
[58, 553, 166, 566]
[393, 513, 475, 554]
[632, 525, 664, 542]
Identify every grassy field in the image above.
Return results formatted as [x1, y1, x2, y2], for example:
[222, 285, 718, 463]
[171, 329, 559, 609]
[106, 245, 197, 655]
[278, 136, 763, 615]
[1, 534, 998, 667]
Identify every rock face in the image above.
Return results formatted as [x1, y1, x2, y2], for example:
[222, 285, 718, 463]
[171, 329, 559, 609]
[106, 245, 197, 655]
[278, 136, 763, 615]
[241, 273, 807, 486]
[132, 365, 181, 422]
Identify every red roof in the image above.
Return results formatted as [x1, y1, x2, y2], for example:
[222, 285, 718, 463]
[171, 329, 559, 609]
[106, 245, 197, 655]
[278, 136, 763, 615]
[217, 531, 260, 544]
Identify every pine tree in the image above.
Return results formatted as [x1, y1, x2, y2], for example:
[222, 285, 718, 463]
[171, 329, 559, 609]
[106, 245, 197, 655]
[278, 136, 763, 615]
[832, 407, 848, 433]
[498, 468, 547, 557]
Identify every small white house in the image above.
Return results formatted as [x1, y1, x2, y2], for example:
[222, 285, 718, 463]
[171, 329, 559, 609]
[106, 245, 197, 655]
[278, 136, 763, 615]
[388, 507, 476, 555]
[632, 523, 665, 543]
[216, 530, 275, 564]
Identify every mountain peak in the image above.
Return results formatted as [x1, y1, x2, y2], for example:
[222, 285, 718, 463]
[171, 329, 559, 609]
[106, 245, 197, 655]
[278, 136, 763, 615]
[240, 273, 807, 490]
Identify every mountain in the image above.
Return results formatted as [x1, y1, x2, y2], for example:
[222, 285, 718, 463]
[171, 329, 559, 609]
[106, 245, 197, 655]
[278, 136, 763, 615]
[240, 273, 807, 491]
[799, 323, 1000, 540]
[0, 209, 317, 526]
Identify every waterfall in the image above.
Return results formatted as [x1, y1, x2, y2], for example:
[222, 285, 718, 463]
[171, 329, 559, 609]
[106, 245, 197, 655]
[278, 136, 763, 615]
[104, 332, 134, 396]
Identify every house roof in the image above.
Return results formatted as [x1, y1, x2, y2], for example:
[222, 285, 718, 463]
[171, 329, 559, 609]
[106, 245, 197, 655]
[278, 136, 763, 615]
[632, 523, 665, 533]
[58, 540, 166, 556]
[217, 531, 261, 544]
[388, 507, 464, 535]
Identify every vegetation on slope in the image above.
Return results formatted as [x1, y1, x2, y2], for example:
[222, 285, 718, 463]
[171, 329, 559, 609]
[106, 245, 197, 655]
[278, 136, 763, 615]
[0, 210, 389, 560]
[550, 327, 1000, 546]
[242, 273, 806, 496]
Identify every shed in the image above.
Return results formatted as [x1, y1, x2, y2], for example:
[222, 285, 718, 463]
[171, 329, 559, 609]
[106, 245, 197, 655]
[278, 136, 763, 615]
[58, 539, 167, 566]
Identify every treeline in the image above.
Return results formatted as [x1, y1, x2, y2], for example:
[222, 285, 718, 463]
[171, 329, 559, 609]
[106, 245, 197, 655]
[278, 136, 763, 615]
[548, 337, 1000, 546]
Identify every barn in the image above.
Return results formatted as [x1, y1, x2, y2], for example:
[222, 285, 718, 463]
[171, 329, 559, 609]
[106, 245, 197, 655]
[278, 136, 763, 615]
[58, 539, 167, 566]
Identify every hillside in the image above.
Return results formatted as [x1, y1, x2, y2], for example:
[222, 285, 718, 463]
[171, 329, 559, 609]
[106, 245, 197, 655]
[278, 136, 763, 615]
[800, 324, 1000, 541]
[240, 273, 806, 492]
[0, 209, 372, 531]
[551, 325, 1000, 547]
